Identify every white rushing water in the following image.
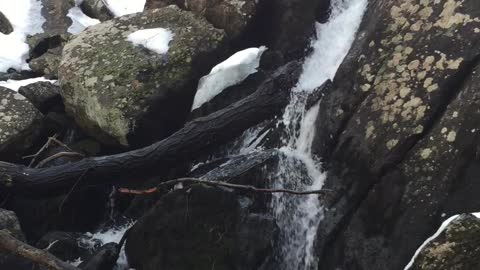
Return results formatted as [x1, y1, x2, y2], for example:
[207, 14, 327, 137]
[267, 0, 368, 269]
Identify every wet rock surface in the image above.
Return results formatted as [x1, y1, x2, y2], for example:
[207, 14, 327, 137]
[126, 184, 278, 270]
[0, 11, 13, 34]
[312, 0, 480, 269]
[80, 0, 113, 21]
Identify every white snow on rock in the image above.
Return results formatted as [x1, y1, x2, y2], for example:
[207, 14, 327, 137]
[127, 28, 174, 54]
[0, 77, 57, 91]
[404, 212, 480, 270]
[0, 0, 45, 72]
[67, 7, 100, 34]
[191, 46, 267, 111]
[104, 0, 146, 17]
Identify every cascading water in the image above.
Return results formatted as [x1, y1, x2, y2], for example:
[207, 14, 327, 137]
[267, 0, 368, 269]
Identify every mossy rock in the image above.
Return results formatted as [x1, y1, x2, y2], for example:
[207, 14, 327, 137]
[59, 6, 226, 147]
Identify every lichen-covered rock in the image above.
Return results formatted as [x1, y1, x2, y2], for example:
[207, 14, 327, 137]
[126, 185, 278, 270]
[410, 214, 480, 270]
[0, 11, 13, 34]
[0, 86, 43, 159]
[80, 0, 113, 21]
[18, 81, 61, 113]
[59, 6, 226, 147]
[0, 208, 25, 240]
[146, 0, 257, 39]
[312, 0, 480, 269]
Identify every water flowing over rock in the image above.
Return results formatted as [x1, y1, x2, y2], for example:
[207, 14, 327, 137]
[59, 6, 226, 147]
[313, 0, 480, 269]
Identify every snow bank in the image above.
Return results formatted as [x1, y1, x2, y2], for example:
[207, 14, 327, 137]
[0, 0, 45, 72]
[191, 46, 267, 111]
[0, 77, 57, 91]
[127, 28, 174, 54]
[67, 7, 100, 34]
[104, 0, 146, 17]
[404, 212, 480, 269]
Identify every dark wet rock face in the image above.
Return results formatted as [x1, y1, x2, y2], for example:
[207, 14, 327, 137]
[36, 231, 87, 262]
[312, 0, 480, 269]
[0, 209, 34, 270]
[126, 185, 278, 270]
[0, 87, 44, 160]
[0, 11, 13, 34]
[409, 214, 480, 270]
[59, 6, 226, 147]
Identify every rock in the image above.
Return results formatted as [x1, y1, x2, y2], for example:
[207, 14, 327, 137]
[79, 242, 119, 270]
[409, 214, 480, 270]
[146, 0, 257, 39]
[0, 11, 13, 34]
[80, 0, 113, 21]
[41, 0, 75, 34]
[36, 231, 88, 262]
[0, 70, 41, 81]
[8, 187, 108, 242]
[27, 33, 71, 78]
[0, 209, 25, 240]
[126, 185, 278, 270]
[312, 1, 480, 269]
[59, 6, 226, 147]
[0, 86, 44, 160]
[18, 82, 62, 113]
[253, 0, 323, 61]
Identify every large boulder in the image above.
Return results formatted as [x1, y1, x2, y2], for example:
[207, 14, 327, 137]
[126, 185, 278, 270]
[18, 81, 62, 113]
[59, 6, 226, 147]
[312, 0, 480, 269]
[0, 86, 44, 160]
[27, 33, 72, 79]
[409, 214, 480, 270]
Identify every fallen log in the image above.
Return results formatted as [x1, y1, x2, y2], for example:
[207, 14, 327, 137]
[0, 61, 301, 197]
[0, 229, 80, 270]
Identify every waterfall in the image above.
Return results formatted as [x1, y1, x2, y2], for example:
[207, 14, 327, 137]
[268, 0, 368, 268]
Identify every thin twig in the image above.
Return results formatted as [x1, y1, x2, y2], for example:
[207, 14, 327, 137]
[35, 152, 85, 169]
[119, 177, 333, 196]
[26, 134, 58, 167]
[59, 167, 91, 213]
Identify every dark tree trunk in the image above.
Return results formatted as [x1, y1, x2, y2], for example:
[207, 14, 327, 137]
[0, 61, 300, 198]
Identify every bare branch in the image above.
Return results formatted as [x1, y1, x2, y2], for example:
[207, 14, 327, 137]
[35, 152, 85, 169]
[0, 229, 80, 270]
[119, 177, 333, 196]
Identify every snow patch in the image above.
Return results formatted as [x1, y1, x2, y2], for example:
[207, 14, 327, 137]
[191, 46, 267, 111]
[104, 0, 146, 17]
[0, 77, 57, 91]
[67, 7, 100, 34]
[0, 0, 45, 72]
[127, 28, 174, 54]
[404, 212, 480, 270]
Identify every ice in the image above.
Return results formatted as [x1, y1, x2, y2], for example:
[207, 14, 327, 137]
[191, 46, 267, 110]
[127, 28, 174, 54]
